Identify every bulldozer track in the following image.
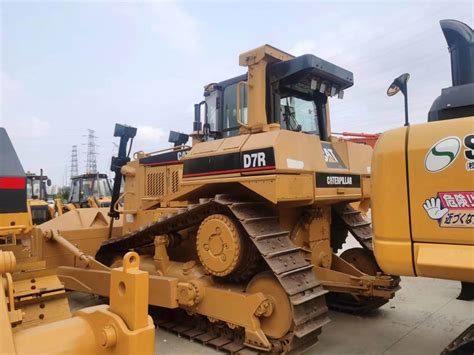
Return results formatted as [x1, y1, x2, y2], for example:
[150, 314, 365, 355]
[152, 308, 323, 354]
[333, 203, 374, 252]
[96, 194, 329, 354]
[329, 203, 401, 313]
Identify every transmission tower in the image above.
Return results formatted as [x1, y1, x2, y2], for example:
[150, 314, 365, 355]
[85, 129, 98, 174]
[70, 145, 79, 178]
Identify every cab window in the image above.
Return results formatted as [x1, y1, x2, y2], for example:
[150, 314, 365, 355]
[26, 180, 33, 199]
[70, 180, 80, 202]
[222, 83, 247, 137]
[82, 180, 94, 199]
[280, 96, 320, 135]
[98, 178, 111, 197]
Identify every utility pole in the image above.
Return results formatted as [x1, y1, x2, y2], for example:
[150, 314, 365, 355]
[85, 129, 98, 174]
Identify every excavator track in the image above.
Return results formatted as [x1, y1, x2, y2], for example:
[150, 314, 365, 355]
[329, 203, 401, 313]
[97, 194, 329, 354]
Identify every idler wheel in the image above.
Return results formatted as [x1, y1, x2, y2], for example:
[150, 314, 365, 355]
[246, 272, 293, 339]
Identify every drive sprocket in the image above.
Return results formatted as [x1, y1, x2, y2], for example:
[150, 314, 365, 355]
[196, 214, 242, 277]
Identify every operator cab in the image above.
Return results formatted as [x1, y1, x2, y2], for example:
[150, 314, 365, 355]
[196, 52, 353, 141]
[68, 173, 112, 207]
[26, 172, 51, 200]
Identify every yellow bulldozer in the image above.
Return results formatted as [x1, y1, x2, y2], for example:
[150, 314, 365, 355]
[0, 128, 154, 354]
[2, 17, 470, 355]
[35, 42, 401, 354]
[372, 19, 474, 354]
[0, 250, 155, 355]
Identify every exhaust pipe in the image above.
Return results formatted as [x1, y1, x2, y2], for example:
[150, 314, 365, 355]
[428, 19, 474, 121]
[440, 19, 474, 87]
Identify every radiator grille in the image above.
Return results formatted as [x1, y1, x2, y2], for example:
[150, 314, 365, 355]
[145, 169, 166, 197]
[170, 169, 180, 193]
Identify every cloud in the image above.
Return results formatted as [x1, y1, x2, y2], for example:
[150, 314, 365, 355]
[118, 0, 203, 55]
[289, 40, 318, 56]
[0, 71, 22, 95]
[150, 0, 203, 55]
[136, 125, 166, 142]
[0, 71, 24, 124]
[8, 116, 51, 139]
[133, 125, 169, 153]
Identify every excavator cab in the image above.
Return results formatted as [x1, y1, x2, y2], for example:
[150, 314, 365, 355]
[372, 20, 474, 284]
[371, 20, 474, 353]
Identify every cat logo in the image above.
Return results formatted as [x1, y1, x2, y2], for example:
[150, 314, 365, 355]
[323, 147, 338, 163]
[177, 150, 188, 160]
[321, 142, 346, 169]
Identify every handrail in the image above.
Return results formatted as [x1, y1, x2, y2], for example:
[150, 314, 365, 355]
[113, 191, 131, 214]
[110, 191, 138, 214]
[133, 144, 191, 160]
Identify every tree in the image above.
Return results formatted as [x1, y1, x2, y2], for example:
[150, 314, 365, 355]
[56, 186, 70, 201]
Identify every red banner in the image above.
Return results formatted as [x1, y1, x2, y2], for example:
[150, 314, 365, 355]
[0, 177, 26, 189]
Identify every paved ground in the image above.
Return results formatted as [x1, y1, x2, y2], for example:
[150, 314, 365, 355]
[69, 236, 473, 354]
[70, 275, 472, 355]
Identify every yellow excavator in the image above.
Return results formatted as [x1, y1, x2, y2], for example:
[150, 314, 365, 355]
[372, 19, 474, 354]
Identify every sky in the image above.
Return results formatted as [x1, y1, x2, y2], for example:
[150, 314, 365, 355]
[1, 0, 473, 184]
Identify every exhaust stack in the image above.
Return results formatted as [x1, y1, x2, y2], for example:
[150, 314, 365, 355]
[428, 20, 474, 121]
[441, 19, 474, 86]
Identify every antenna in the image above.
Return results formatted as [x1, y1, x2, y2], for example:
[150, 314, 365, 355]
[84, 129, 98, 174]
[70, 145, 79, 178]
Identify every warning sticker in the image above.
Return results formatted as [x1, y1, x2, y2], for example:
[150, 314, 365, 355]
[423, 191, 474, 228]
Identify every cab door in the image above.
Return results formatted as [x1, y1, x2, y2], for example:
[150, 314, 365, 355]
[408, 117, 474, 245]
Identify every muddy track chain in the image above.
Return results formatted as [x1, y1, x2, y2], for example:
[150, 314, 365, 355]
[330, 203, 401, 313]
[96, 194, 329, 354]
[333, 203, 374, 252]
